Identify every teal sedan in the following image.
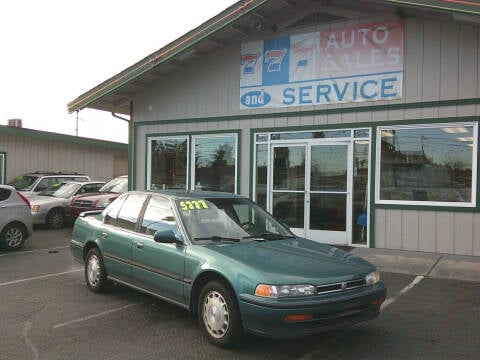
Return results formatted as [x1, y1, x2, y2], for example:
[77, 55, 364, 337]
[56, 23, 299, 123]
[70, 191, 386, 347]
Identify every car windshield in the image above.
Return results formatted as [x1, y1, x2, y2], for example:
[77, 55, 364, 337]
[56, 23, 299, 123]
[8, 175, 39, 191]
[100, 177, 128, 193]
[43, 182, 81, 198]
[176, 197, 294, 242]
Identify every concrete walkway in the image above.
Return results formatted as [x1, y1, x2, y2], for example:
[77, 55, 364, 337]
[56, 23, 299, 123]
[351, 247, 480, 282]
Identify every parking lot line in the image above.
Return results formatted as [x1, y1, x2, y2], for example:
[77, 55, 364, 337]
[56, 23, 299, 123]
[53, 302, 145, 329]
[381, 275, 424, 310]
[0, 246, 70, 257]
[0, 269, 82, 287]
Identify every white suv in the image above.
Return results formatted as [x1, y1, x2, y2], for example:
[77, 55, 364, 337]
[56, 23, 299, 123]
[8, 171, 91, 197]
[0, 185, 33, 251]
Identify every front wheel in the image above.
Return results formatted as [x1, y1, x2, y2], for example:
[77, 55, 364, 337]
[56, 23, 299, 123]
[0, 223, 26, 251]
[85, 248, 109, 292]
[198, 280, 242, 348]
[47, 208, 65, 229]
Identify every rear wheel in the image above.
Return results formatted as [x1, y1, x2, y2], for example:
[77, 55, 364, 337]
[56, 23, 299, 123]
[46, 208, 65, 229]
[0, 223, 27, 251]
[198, 280, 242, 347]
[85, 248, 109, 292]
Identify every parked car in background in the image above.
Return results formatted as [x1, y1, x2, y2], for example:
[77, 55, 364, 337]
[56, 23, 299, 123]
[71, 190, 386, 347]
[0, 185, 33, 251]
[8, 171, 91, 198]
[65, 175, 127, 222]
[30, 181, 105, 229]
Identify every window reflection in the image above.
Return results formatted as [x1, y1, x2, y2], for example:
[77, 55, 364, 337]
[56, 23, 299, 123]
[150, 138, 188, 190]
[273, 146, 305, 191]
[256, 144, 268, 208]
[379, 124, 475, 204]
[194, 135, 237, 193]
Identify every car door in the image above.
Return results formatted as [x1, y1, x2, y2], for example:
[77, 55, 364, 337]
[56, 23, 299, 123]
[131, 195, 187, 305]
[101, 193, 148, 282]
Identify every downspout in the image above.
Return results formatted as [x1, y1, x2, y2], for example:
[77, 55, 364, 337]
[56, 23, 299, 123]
[111, 111, 133, 190]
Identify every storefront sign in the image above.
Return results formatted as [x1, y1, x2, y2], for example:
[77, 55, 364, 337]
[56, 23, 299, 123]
[240, 21, 404, 109]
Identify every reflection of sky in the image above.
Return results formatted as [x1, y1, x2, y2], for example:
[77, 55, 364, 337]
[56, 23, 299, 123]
[382, 127, 474, 168]
[311, 146, 348, 174]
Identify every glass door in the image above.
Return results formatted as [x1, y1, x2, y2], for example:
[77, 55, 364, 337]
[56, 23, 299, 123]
[306, 142, 351, 244]
[271, 144, 307, 237]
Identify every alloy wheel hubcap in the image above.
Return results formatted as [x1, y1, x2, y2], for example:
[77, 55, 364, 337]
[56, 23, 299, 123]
[203, 290, 229, 338]
[87, 255, 100, 286]
[6, 228, 23, 247]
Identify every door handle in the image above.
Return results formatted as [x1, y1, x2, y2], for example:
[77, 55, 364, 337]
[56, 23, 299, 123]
[99, 232, 108, 239]
[135, 242, 144, 249]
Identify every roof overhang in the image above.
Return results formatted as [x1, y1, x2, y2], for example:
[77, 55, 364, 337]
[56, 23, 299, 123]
[68, 0, 480, 116]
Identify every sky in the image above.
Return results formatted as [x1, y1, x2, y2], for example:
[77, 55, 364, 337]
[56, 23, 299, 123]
[0, 0, 238, 144]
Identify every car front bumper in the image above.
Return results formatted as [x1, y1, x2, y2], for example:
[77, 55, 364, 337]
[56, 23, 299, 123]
[238, 281, 386, 339]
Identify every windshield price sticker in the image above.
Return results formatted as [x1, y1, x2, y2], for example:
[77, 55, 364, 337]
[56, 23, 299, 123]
[179, 200, 209, 211]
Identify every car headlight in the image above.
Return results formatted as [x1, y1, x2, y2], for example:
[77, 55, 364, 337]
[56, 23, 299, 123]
[31, 205, 40, 213]
[255, 284, 316, 298]
[96, 198, 112, 208]
[365, 270, 380, 286]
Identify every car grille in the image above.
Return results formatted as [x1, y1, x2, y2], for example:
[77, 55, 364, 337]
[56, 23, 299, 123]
[316, 279, 366, 294]
[73, 200, 93, 207]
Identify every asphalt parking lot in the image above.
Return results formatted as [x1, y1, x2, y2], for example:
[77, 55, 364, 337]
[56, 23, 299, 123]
[1, 228, 479, 360]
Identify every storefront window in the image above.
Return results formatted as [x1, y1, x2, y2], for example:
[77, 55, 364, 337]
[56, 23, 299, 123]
[255, 144, 268, 208]
[149, 137, 188, 190]
[377, 122, 477, 206]
[193, 134, 237, 193]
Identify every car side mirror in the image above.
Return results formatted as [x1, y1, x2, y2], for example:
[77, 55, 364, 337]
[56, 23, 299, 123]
[153, 229, 183, 245]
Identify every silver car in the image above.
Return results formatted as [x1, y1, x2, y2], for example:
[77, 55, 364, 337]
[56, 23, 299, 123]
[30, 181, 105, 229]
[0, 185, 33, 251]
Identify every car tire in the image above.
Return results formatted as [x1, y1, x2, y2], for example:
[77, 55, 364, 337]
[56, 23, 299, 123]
[0, 222, 27, 251]
[46, 208, 65, 229]
[198, 280, 242, 348]
[85, 248, 109, 293]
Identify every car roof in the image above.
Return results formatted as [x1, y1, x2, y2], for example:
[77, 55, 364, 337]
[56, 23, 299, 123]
[128, 190, 245, 201]
[61, 181, 105, 185]
[23, 171, 88, 176]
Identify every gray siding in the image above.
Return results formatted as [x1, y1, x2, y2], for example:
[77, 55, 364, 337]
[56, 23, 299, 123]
[133, 15, 480, 255]
[1, 134, 127, 182]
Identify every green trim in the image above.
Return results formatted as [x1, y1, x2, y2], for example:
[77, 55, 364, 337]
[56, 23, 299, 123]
[374, 120, 479, 213]
[0, 125, 127, 151]
[249, 130, 255, 199]
[385, 0, 480, 15]
[128, 102, 135, 191]
[375, 204, 479, 212]
[68, 0, 269, 113]
[144, 129, 242, 194]
[134, 98, 480, 127]
[369, 129, 377, 248]
[0, 152, 5, 184]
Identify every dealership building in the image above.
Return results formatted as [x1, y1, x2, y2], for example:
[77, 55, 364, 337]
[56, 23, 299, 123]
[68, 0, 480, 256]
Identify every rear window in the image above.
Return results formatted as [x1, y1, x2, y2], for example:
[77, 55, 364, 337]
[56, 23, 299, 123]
[8, 175, 39, 190]
[100, 177, 128, 193]
[0, 188, 12, 201]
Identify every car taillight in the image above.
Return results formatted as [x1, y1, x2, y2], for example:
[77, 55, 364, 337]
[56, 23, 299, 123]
[17, 191, 30, 207]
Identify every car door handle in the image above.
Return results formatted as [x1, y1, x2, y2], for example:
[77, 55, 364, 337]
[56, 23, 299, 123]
[0, 205, 6, 208]
[99, 232, 108, 239]
[135, 242, 144, 249]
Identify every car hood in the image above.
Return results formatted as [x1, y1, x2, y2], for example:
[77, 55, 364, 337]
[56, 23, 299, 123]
[72, 192, 119, 202]
[29, 195, 69, 206]
[203, 237, 375, 283]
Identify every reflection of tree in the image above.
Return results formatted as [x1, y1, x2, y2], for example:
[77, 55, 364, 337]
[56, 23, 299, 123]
[151, 140, 187, 189]
[195, 144, 235, 192]
[380, 130, 473, 201]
